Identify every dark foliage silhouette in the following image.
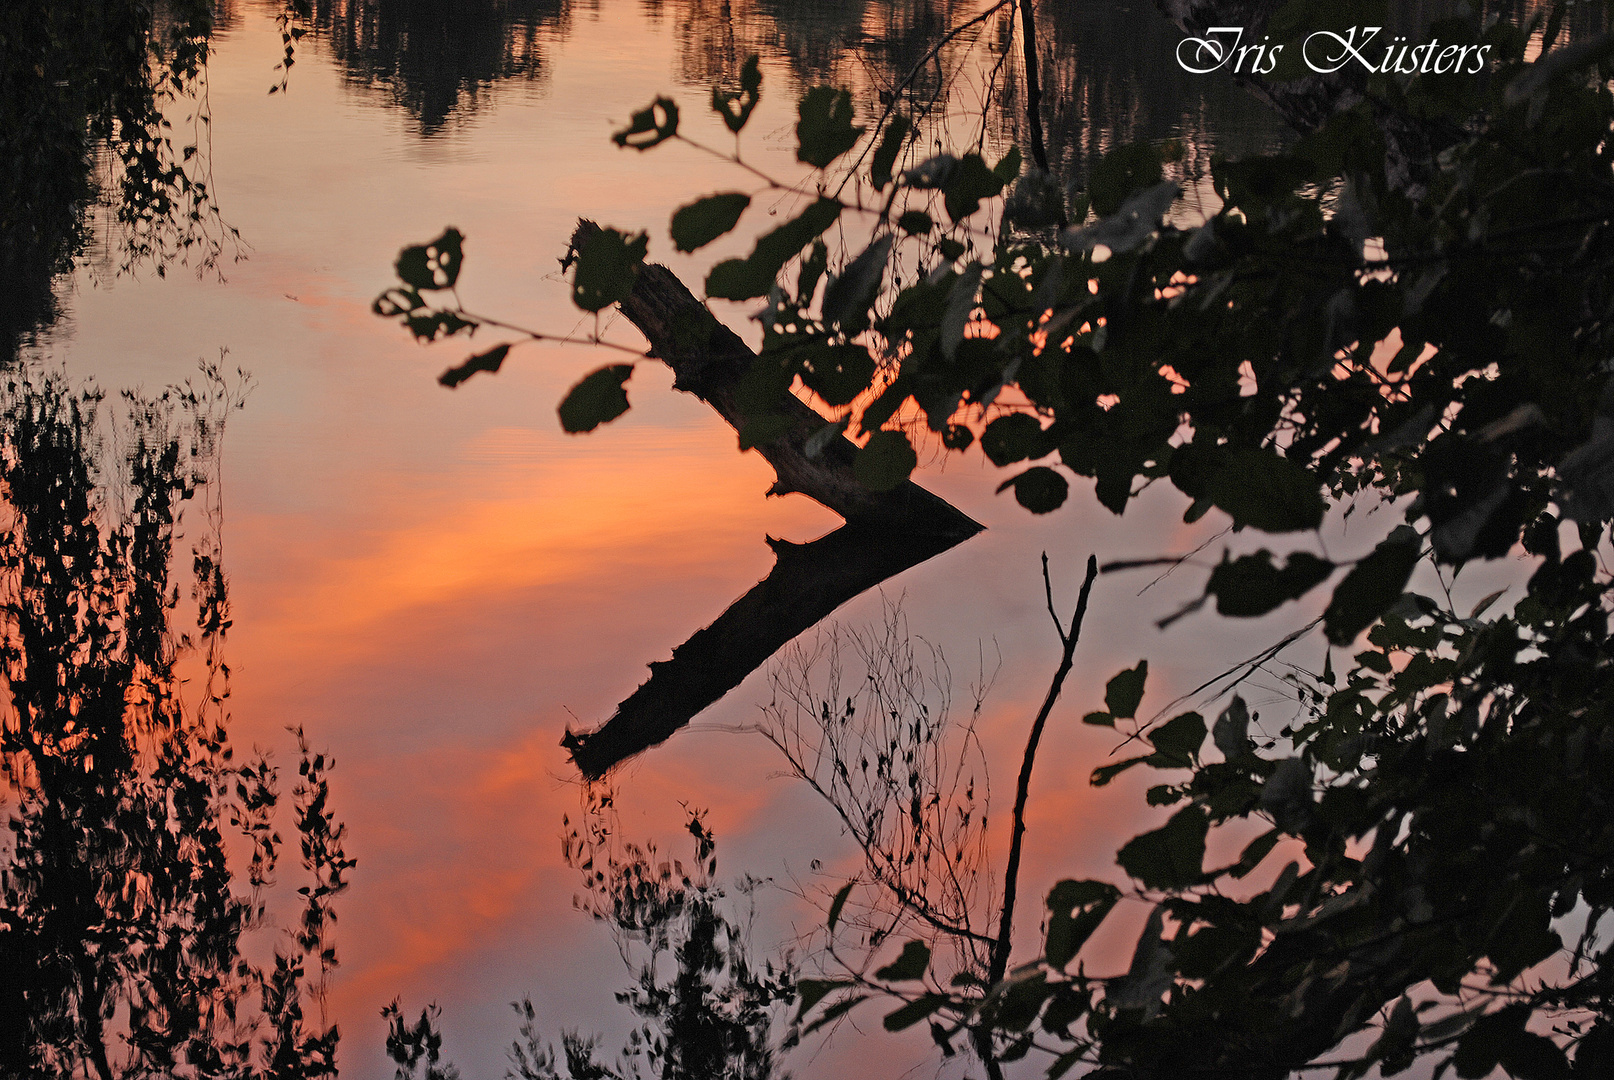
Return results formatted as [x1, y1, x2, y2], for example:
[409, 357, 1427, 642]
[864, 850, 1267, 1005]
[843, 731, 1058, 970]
[0, 0, 244, 358]
[377, 0, 1614, 1072]
[0, 368, 352, 1080]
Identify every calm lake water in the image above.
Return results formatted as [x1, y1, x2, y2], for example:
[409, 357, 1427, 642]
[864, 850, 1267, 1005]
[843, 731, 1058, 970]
[7, 1, 1363, 1076]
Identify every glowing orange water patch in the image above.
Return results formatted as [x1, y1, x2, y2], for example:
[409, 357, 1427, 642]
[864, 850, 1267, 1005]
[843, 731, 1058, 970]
[232, 429, 835, 667]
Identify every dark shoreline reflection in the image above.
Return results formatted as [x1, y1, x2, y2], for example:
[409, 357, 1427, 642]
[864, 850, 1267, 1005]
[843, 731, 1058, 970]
[651, 0, 977, 89]
[644, 0, 1290, 203]
[0, 0, 241, 362]
[0, 369, 352, 1078]
[305, 0, 1290, 181]
[1027, 0, 1288, 184]
[306, 0, 574, 135]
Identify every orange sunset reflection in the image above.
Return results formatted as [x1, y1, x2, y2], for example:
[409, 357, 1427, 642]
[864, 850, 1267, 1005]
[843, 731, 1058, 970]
[21, 1, 1312, 1077]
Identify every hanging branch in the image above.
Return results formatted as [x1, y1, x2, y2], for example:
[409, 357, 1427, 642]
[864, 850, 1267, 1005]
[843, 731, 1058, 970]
[560, 222, 984, 779]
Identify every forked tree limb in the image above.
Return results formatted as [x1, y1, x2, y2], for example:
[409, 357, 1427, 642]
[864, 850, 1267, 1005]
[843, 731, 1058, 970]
[561, 221, 984, 779]
[988, 554, 1099, 988]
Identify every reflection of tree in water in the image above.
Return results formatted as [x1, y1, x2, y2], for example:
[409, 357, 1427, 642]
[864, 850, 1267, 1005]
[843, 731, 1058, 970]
[649, 0, 1289, 205]
[653, 0, 976, 99]
[0, 369, 352, 1079]
[384, 795, 794, 1080]
[309, 0, 573, 135]
[0, 0, 245, 361]
[541, 800, 794, 1080]
[1003, 0, 1591, 201]
[1003, 0, 1286, 203]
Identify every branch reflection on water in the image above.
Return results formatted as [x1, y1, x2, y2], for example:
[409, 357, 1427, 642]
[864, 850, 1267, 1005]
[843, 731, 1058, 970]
[2, 0, 1300, 1072]
[297, 0, 1289, 198]
[2, 0, 1288, 358]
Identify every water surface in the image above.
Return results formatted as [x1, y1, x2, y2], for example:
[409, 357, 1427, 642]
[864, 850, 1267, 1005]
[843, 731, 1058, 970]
[11, 2, 1312, 1076]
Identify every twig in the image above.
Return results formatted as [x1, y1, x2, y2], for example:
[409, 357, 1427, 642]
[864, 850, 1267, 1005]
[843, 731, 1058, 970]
[454, 310, 649, 357]
[833, 0, 1016, 201]
[1115, 617, 1325, 755]
[989, 554, 1099, 988]
[1041, 551, 1067, 647]
[1137, 526, 1232, 596]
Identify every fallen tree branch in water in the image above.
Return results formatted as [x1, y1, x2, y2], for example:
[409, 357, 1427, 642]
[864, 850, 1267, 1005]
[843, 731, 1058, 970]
[561, 220, 984, 779]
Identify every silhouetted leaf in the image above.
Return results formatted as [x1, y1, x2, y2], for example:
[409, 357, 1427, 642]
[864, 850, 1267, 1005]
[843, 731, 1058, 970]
[1088, 141, 1163, 217]
[558, 364, 634, 433]
[1212, 696, 1251, 761]
[1259, 759, 1313, 831]
[803, 993, 869, 1034]
[571, 228, 647, 312]
[1168, 439, 1226, 500]
[823, 236, 893, 330]
[1504, 31, 1614, 106]
[1453, 1004, 1531, 1079]
[1105, 661, 1148, 719]
[1065, 181, 1181, 255]
[1488, 892, 1562, 985]
[897, 210, 933, 235]
[854, 430, 917, 491]
[1206, 549, 1335, 616]
[993, 145, 1023, 182]
[711, 55, 762, 133]
[706, 198, 843, 300]
[1118, 805, 1208, 889]
[1470, 588, 1507, 619]
[902, 154, 957, 188]
[940, 261, 983, 359]
[871, 115, 912, 189]
[613, 96, 679, 150]
[1324, 526, 1422, 645]
[797, 87, 863, 169]
[998, 466, 1068, 513]
[982, 413, 1046, 466]
[1108, 905, 1174, 1013]
[1091, 755, 1152, 786]
[826, 882, 854, 932]
[859, 376, 911, 432]
[805, 418, 850, 459]
[1148, 711, 1205, 764]
[942, 152, 1006, 222]
[1004, 169, 1066, 230]
[438, 343, 510, 388]
[706, 258, 776, 302]
[875, 940, 931, 982]
[884, 994, 948, 1031]
[1228, 827, 1280, 879]
[394, 228, 464, 290]
[796, 978, 853, 1019]
[799, 343, 876, 407]
[1045, 880, 1119, 969]
[670, 193, 751, 253]
[372, 287, 425, 317]
[405, 310, 475, 342]
[1205, 448, 1325, 533]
